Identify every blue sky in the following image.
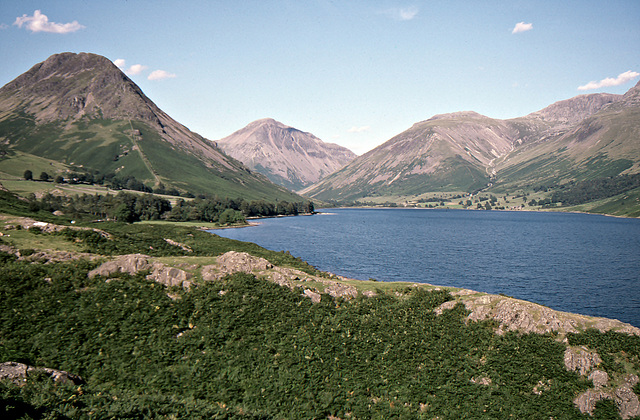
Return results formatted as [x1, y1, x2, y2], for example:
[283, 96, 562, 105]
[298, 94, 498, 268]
[1, 1, 639, 155]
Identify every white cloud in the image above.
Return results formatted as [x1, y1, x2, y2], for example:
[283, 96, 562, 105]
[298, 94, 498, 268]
[148, 70, 177, 81]
[113, 58, 126, 69]
[578, 70, 640, 91]
[14, 10, 85, 34]
[398, 6, 419, 21]
[381, 6, 419, 21]
[348, 125, 370, 133]
[512, 21, 533, 34]
[126, 64, 148, 75]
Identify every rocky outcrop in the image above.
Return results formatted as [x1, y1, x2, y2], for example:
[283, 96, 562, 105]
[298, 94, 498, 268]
[88, 254, 192, 289]
[564, 346, 602, 376]
[435, 290, 640, 337]
[0, 361, 83, 385]
[566, 346, 640, 419]
[201, 251, 273, 281]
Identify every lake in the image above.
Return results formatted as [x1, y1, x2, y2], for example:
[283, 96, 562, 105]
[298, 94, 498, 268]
[213, 208, 640, 328]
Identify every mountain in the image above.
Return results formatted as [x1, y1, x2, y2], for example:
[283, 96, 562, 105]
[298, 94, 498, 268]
[216, 118, 356, 191]
[302, 85, 639, 202]
[0, 52, 301, 201]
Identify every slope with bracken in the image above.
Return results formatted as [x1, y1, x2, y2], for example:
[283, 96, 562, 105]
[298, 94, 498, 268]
[0, 52, 301, 201]
[216, 118, 356, 191]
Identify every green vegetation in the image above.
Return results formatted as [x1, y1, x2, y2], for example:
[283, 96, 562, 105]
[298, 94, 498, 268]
[1, 188, 639, 418]
[30, 190, 314, 225]
[0, 256, 624, 419]
[0, 115, 302, 202]
[549, 174, 640, 206]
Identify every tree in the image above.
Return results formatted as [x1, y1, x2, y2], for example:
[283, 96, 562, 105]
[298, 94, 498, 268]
[39, 172, 50, 182]
[23, 170, 33, 181]
[54, 175, 64, 184]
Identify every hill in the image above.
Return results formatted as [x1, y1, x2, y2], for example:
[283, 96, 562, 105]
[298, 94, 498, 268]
[216, 118, 356, 191]
[302, 85, 640, 211]
[0, 190, 639, 418]
[0, 52, 301, 202]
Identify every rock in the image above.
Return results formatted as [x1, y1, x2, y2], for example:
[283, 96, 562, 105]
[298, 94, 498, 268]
[164, 238, 192, 252]
[470, 376, 492, 386]
[88, 254, 193, 289]
[574, 389, 610, 415]
[434, 300, 457, 315]
[88, 254, 152, 278]
[0, 361, 83, 385]
[564, 347, 602, 376]
[303, 289, 322, 303]
[437, 291, 640, 337]
[323, 282, 358, 299]
[147, 264, 192, 289]
[202, 251, 273, 281]
[615, 386, 640, 419]
[588, 370, 609, 389]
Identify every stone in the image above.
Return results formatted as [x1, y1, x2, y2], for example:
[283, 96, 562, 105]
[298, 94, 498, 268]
[0, 361, 83, 385]
[588, 369, 609, 388]
[88, 254, 152, 278]
[564, 347, 602, 376]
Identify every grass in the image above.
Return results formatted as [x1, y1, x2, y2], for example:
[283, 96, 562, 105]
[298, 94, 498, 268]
[0, 150, 70, 179]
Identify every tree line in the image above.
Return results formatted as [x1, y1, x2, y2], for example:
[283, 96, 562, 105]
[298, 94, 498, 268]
[549, 173, 640, 206]
[31, 192, 314, 224]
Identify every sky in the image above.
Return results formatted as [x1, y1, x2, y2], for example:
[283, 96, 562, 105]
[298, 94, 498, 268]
[1, 1, 639, 155]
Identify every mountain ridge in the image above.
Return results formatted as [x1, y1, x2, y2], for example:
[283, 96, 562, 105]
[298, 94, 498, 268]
[302, 84, 640, 203]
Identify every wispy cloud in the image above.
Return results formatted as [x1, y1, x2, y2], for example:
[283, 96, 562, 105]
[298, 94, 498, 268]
[148, 70, 177, 81]
[512, 21, 533, 34]
[0, 23, 9, 30]
[578, 70, 640, 91]
[348, 126, 370, 133]
[126, 64, 148, 75]
[381, 6, 419, 21]
[14, 10, 84, 34]
[113, 58, 126, 69]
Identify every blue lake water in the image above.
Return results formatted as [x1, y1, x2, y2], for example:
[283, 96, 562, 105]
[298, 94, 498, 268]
[213, 208, 640, 328]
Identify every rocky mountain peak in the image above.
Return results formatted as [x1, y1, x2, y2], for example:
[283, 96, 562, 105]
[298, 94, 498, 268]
[217, 118, 356, 191]
[0, 52, 158, 124]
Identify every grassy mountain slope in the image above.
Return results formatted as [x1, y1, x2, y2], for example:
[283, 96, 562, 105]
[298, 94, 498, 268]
[0, 53, 300, 201]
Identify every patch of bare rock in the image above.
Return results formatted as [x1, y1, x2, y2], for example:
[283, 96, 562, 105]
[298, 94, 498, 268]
[564, 347, 640, 419]
[435, 288, 640, 337]
[89, 251, 368, 301]
[88, 254, 193, 289]
[0, 361, 83, 385]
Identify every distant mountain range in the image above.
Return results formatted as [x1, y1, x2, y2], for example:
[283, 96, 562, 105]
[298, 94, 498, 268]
[216, 118, 356, 191]
[0, 52, 301, 201]
[2, 52, 638, 211]
[302, 83, 640, 202]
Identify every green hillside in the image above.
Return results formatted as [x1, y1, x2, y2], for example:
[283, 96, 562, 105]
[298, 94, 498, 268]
[0, 53, 302, 202]
[0, 190, 639, 418]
